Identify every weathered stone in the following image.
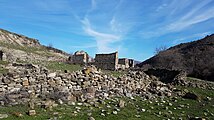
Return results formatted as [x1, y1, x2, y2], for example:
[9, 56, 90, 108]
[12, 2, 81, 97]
[22, 79, 29, 86]
[112, 111, 117, 115]
[47, 72, 56, 78]
[0, 114, 8, 119]
[88, 117, 95, 120]
[28, 110, 36, 116]
[118, 99, 125, 108]
[67, 95, 77, 102]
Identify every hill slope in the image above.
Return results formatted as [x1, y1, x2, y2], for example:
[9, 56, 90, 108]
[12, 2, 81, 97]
[0, 28, 69, 62]
[137, 34, 214, 81]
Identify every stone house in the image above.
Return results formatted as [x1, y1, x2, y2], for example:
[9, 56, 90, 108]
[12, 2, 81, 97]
[95, 52, 118, 70]
[118, 58, 129, 69]
[72, 50, 89, 64]
[128, 59, 135, 68]
[118, 58, 135, 69]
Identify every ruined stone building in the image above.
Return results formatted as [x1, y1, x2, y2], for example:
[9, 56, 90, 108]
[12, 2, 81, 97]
[128, 59, 135, 68]
[118, 58, 135, 69]
[118, 58, 129, 69]
[71, 50, 89, 64]
[95, 52, 118, 70]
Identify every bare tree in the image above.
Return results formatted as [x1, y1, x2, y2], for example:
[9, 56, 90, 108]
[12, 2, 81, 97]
[154, 45, 168, 54]
[48, 43, 53, 48]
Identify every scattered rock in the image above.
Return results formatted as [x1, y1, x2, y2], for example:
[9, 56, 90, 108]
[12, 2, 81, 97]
[112, 111, 117, 115]
[47, 72, 56, 78]
[28, 110, 36, 116]
[22, 79, 29, 86]
[118, 99, 125, 108]
[141, 109, 146, 112]
[0, 114, 8, 119]
[88, 117, 95, 120]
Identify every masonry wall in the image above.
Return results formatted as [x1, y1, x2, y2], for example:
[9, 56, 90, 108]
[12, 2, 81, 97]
[73, 54, 88, 64]
[128, 59, 135, 68]
[118, 58, 129, 69]
[95, 52, 118, 70]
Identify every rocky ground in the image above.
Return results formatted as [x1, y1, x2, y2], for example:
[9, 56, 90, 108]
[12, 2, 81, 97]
[0, 62, 214, 119]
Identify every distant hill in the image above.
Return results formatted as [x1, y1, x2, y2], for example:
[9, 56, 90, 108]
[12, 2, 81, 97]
[0, 28, 69, 62]
[137, 34, 214, 81]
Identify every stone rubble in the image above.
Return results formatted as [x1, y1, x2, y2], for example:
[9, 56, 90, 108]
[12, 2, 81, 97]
[0, 63, 174, 106]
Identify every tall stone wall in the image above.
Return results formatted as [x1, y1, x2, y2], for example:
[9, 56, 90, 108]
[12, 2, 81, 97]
[95, 52, 118, 70]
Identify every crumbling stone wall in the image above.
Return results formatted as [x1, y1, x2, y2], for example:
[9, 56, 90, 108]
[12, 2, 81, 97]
[95, 52, 118, 70]
[72, 51, 89, 64]
[118, 58, 129, 69]
[128, 59, 134, 68]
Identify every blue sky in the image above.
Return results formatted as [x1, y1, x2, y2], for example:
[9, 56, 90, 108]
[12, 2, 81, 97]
[0, 0, 214, 61]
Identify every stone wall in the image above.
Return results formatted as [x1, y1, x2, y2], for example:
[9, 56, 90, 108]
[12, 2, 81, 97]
[72, 51, 89, 64]
[118, 58, 129, 69]
[128, 59, 134, 68]
[95, 52, 118, 70]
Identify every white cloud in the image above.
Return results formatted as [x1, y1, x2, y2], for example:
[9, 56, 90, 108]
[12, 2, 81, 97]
[81, 18, 121, 53]
[141, 1, 214, 39]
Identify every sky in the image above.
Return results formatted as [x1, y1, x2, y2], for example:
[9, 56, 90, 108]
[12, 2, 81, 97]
[0, 0, 214, 61]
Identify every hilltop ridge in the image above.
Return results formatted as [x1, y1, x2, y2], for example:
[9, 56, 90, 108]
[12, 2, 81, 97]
[0, 28, 69, 62]
[137, 34, 214, 81]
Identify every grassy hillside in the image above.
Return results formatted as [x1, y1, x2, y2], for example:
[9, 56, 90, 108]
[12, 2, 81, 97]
[0, 77, 213, 120]
[138, 34, 214, 81]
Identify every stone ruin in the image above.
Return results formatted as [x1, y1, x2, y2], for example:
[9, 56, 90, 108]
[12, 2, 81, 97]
[70, 50, 89, 64]
[118, 58, 135, 69]
[68, 50, 134, 70]
[95, 52, 118, 70]
[118, 58, 129, 69]
[0, 50, 6, 61]
[128, 59, 134, 68]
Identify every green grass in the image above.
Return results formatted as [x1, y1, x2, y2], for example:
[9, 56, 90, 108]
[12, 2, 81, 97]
[0, 61, 9, 65]
[1, 82, 214, 120]
[0, 61, 8, 74]
[0, 67, 8, 75]
[0, 42, 56, 58]
[45, 61, 82, 72]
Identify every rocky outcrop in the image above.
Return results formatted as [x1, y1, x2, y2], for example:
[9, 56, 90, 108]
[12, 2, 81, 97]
[0, 28, 69, 62]
[137, 34, 214, 81]
[0, 29, 40, 47]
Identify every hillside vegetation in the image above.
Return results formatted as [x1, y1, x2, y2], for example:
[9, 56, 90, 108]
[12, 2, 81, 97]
[0, 29, 69, 63]
[137, 34, 214, 81]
